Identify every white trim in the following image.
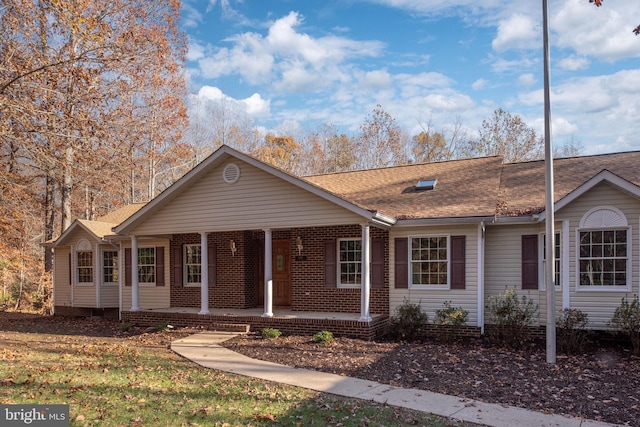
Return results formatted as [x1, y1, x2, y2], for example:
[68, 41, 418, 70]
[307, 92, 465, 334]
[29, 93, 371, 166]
[579, 206, 628, 228]
[562, 220, 570, 309]
[408, 234, 451, 291]
[359, 224, 372, 322]
[337, 237, 363, 289]
[131, 236, 139, 311]
[199, 232, 210, 315]
[95, 242, 100, 308]
[118, 242, 123, 320]
[263, 229, 273, 318]
[538, 170, 640, 222]
[477, 222, 485, 332]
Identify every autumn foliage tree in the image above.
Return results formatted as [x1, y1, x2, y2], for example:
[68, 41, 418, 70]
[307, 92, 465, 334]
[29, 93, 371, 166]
[0, 0, 188, 309]
[356, 104, 407, 169]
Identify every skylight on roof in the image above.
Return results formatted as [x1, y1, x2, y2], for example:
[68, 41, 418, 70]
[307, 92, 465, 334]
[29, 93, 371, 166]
[416, 178, 437, 191]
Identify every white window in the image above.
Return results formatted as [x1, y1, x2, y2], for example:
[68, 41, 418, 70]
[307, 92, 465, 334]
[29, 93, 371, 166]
[102, 250, 119, 284]
[184, 244, 202, 286]
[137, 247, 156, 285]
[77, 251, 93, 283]
[578, 229, 629, 287]
[338, 238, 361, 287]
[410, 235, 449, 289]
[539, 232, 561, 290]
[577, 206, 631, 291]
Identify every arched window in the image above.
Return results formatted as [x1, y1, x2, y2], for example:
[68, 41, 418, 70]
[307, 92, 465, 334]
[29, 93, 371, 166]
[577, 207, 630, 290]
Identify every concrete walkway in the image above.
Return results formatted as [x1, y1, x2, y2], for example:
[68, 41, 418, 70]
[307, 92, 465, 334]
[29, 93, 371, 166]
[171, 332, 619, 427]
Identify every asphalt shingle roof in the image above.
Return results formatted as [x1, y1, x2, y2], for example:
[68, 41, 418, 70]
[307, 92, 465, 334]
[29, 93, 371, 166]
[305, 156, 504, 220]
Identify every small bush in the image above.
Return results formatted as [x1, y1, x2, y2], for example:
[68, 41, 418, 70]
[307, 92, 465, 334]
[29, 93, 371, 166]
[157, 323, 173, 332]
[261, 328, 282, 339]
[313, 330, 334, 345]
[610, 296, 640, 355]
[389, 298, 428, 341]
[121, 322, 133, 332]
[434, 301, 469, 343]
[487, 288, 538, 349]
[557, 308, 590, 354]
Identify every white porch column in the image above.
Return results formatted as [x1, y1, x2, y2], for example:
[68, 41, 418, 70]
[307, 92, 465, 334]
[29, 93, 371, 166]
[199, 232, 210, 315]
[263, 229, 273, 318]
[360, 224, 372, 322]
[131, 235, 139, 312]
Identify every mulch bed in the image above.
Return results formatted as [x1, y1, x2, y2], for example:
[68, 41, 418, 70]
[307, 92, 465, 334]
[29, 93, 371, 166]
[223, 333, 640, 426]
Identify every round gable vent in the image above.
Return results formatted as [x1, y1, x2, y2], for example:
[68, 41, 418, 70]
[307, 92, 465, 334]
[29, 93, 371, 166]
[223, 163, 240, 184]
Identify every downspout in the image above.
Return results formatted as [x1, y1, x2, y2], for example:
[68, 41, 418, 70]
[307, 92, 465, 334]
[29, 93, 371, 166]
[118, 242, 123, 321]
[477, 221, 485, 335]
[70, 245, 74, 308]
[95, 242, 100, 309]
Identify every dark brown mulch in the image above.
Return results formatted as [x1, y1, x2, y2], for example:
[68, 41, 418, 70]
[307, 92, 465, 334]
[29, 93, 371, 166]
[223, 333, 640, 426]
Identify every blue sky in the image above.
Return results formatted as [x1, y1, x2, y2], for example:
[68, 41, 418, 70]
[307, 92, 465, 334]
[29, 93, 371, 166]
[180, 0, 640, 156]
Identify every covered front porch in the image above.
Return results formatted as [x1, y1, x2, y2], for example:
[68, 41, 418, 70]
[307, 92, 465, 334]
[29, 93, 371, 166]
[121, 307, 389, 340]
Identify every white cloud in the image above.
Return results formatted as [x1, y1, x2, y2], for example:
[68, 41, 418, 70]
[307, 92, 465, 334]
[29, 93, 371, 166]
[195, 86, 270, 118]
[358, 69, 393, 90]
[557, 55, 589, 71]
[492, 13, 539, 52]
[553, 0, 640, 62]
[518, 73, 536, 86]
[186, 38, 206, 62]
[472, 79, 487, 90]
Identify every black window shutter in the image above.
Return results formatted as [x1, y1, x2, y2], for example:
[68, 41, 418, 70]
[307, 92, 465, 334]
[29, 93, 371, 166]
[324, 240, 337, 287]
[394, 238, 408, 289]
[125, 248, 131, 287]
[450, 235, 466, 289]
[155, 246, 165, 286]
[371, 238, 385, 288]
[173, 246, 183, 287]
[522, 235, 539, 290]
[208, 245, 216, 286]
[68, 252, 72, 286]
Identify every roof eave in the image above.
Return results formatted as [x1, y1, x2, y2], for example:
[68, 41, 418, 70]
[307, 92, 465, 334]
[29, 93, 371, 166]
[395, 215, 496, 227]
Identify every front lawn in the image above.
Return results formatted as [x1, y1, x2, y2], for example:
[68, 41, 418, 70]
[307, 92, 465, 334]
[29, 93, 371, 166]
[0, 312, 474, 426]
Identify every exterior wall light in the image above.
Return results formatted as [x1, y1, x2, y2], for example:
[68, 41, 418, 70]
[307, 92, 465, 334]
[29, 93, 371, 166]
[230, 240, 237, 257]
[296, 236, 303, 255]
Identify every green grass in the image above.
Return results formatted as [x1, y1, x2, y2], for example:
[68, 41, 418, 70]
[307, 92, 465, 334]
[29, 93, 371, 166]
[0, 330, 475, 426]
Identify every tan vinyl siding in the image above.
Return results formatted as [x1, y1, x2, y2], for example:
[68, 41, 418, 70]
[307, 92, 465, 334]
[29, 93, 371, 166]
[556, 182, 640, 329]
[390, 224, 479, 325]
[131, 160, 364, 236]
[53, 247, 71, 308]
[100, 284, 119, 307]
[121, 239, 170, 310]
[484, 223, 565, 326]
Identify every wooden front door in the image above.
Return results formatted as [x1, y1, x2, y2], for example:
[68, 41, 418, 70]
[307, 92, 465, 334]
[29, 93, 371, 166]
[257, 239, 291, 307]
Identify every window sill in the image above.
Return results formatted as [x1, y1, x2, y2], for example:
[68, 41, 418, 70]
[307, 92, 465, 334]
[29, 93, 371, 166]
[184, 284, 202, 288]
[576, 285, 631, 292]
[409, 285, 450, 291]
[337, 284, 360, 289]
[75, 283, 95, 287]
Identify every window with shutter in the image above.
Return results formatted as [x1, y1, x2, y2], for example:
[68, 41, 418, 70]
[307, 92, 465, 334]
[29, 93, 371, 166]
[522, 235, 539, 290]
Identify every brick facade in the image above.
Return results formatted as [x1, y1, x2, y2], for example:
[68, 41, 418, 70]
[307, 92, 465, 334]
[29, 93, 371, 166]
[168, 225, 390, 316]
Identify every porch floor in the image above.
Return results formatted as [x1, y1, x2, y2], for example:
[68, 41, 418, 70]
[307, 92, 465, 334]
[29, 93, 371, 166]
[122, 307, 389, 339]
[140, 306, 385, 322]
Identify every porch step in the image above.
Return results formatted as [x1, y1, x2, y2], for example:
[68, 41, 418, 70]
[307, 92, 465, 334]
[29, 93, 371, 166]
[207, 323, 250, 334]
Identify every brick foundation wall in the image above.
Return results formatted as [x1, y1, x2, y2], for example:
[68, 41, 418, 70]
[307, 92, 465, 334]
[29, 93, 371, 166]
[168, 225, 389, 316]
[122, 310, 389, 340]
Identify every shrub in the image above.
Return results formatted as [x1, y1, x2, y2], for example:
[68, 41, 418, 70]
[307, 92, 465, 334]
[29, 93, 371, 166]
[610, 296, 640, 355]
[313, 330, 334, 345]
[261, 328, 282, 339]
[389, 298, 428, 341]
[434, 301, 469, 343]
[487, 288, 538, 349]
[121, 322, 133, 332]
[157, 323, 173, 332]
[557, 308, 590, 354]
